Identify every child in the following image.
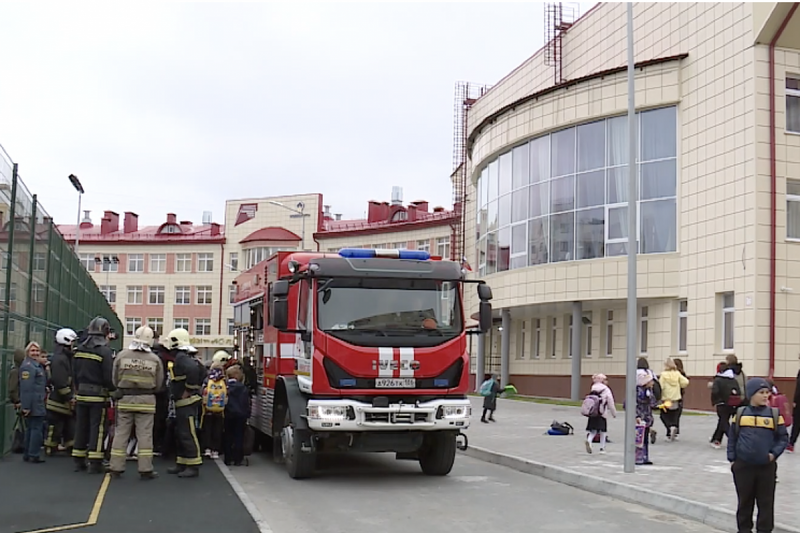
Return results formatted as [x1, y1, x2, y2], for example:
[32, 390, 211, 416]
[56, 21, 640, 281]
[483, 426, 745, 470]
[635, 369, 658, 465]
[223, 366, 251, 466]
[728, 377, 789, 533]
[201, 363, 227, 459]
[585, 373, 616, 454]
[18, 342, 48, 464]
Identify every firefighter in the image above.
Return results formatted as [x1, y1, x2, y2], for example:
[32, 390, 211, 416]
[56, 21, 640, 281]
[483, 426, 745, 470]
[72, 317, 116, 473]
[44, 328, 78, 455]
[164, 328, 203, 478]
[108, 326, 164, 479]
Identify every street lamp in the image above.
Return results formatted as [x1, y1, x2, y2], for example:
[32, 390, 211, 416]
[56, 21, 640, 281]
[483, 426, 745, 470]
[68, 174, 85, 256]
[269, 200, 310, 251]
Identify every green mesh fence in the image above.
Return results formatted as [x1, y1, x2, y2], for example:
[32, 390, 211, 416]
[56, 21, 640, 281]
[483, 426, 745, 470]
[0, 146, 122, 456]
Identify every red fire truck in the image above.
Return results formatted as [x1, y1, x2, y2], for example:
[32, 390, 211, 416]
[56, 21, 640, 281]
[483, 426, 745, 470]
[231, 248, 492, 479]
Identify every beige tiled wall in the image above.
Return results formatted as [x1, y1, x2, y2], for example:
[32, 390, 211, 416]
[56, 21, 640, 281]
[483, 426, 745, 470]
[317, 224, 452, 254]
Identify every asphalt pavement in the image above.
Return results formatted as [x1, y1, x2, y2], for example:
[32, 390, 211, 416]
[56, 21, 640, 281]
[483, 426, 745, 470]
[229, 451, 726, 533]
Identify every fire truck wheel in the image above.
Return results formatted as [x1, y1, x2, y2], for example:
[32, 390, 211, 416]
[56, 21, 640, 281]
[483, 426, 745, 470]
[281, 409, 315, 479]
[418, 432, 457, 476]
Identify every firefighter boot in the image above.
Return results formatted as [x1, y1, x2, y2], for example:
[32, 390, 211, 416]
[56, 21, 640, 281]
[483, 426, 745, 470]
[74, 458, 87, 472]
[87, 462, 104, 475]
[177, 467, 199, 478]
[167, 465, 185, 475]
[140, 471, 159, 480]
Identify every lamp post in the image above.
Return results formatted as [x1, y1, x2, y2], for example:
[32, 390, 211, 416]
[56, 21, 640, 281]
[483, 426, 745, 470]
[269, 200, 309, 251]
[68, 174, 85, 256]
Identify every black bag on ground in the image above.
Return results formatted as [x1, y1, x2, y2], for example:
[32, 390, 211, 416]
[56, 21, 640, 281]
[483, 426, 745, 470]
[548, 420, 574, 435]
[11, 412, 25, 454]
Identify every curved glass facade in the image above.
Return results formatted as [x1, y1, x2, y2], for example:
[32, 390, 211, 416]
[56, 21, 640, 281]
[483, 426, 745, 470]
[475, 106, 677, 276]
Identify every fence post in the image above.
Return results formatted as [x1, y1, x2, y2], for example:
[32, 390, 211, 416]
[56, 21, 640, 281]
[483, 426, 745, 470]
[1, 164, 19, 457]
[25, 195, 37, 342]
[43, 218, 53, 330]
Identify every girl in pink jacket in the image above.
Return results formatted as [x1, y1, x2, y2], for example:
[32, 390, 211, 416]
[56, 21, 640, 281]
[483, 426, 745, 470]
[585, 373, 618, 454]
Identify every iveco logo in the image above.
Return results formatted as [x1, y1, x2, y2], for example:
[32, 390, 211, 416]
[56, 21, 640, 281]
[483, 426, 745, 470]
[372, 360, 421, 371]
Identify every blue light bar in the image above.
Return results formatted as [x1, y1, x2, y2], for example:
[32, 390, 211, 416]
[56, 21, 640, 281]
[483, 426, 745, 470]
[338, 248, 431, 261]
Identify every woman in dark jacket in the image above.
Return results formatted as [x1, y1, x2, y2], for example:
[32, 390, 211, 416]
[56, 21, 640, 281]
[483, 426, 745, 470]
[481, 374, 502, 423]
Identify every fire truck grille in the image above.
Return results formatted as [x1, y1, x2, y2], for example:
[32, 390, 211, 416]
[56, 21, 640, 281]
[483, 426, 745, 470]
[364, 412, 430, 424]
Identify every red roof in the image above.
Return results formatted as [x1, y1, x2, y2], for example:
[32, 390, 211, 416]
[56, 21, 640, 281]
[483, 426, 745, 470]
[239, 227, 301, 244]
[57, 223, 225, 244]
[315, 209, 455, 238]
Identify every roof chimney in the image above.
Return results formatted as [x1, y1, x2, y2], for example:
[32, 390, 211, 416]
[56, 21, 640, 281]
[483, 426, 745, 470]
[202, 211, 212, 225]
[412, 200, 429, 212]
[391, 186, 403, 206]
[210, 223, 221, 236]
[100, 210, 119, 235]
[80, 210, 93, 229]
[166, 213, 177, 224]
[335, 213, 342, 220]
[123, 212, 139, 234]
[180, 220, 193, 226]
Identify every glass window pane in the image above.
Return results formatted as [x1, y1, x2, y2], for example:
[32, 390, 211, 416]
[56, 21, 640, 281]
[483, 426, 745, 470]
[551, 175, 575, 213]
[512, 188, 529, 222]
[641, 159, 676, 200]
[477, 169, 485, 208]
[510, 256, 527, 270]
[511, 223, 527, 255]
[607, 167, 629, 204]
[478, 236, 486, 268]
[498, 227, 510, 272]
[679, 316, 687, 352]
[498, 152, 512, 196]
[788, 199, 800, 239]
[530, 182, 549, 217]
[529, 217, 549, 265]
[577, 121, 605, 171]
[487, 200, 498, 232]
[723, 293, 734, 308]
[530, 136, 550, 183]
[550, 212, 574, 263]
[788, 95, 800, 133]
[788, 179, 800, 196]
[723, 312, 734, 350]
[512, 143, 530, 189]
[482, 167, 490, 206]
[641, 199, 676, 253]
[488, 161, 499, 203]
[486, 232, 497, 274]
[576, 207, 605, 260]
[608, 206, 629, 240]
[607, 116, 628, 166]
[551, 128, 575, 177]
[499, 194, 512, 227]
[577, 170, 605, 208]
[641, 107, 677, 161]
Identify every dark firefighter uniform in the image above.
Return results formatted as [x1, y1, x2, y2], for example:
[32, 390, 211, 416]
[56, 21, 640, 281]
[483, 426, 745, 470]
[45, 334, 77, 454]
[72, 318, 116, 473]
[165, 329, 204, 477]
[109, 326, 164, 478]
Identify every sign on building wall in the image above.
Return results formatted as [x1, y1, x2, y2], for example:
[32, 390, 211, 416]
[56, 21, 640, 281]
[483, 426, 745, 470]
[235, 203, 258, 226]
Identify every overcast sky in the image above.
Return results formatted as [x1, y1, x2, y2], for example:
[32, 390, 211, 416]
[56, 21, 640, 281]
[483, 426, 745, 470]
[0, 1, 595, 227]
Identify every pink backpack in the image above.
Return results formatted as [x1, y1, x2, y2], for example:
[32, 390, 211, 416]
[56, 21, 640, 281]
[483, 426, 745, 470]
[581, 392, 604, 417]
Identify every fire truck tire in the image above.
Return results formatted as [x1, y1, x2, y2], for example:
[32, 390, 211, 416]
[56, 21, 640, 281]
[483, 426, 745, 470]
[418, 432, 457, 476]
[282, 409, 315, 479]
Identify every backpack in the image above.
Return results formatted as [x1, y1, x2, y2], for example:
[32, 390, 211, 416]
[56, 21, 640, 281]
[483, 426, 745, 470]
[203, 378, 228, 413]
[548, 420, 574, 435]
[727, 386, 743, 407]
[581, 391, 604, 417]
[733, 406, 780, 436]
[479, 379, 493, 397]
[650, 377, 662, 404]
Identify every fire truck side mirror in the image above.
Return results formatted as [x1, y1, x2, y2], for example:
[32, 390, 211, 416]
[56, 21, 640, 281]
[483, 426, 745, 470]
[271, 280, 290, 330]
[478, 301, 492, 333]
[477, 283, 493, 302]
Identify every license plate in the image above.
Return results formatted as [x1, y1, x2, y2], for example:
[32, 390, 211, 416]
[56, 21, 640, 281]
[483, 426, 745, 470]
[375, 378, 416, 388]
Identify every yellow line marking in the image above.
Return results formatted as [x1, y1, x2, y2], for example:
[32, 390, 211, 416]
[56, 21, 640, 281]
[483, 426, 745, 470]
[19, 474, 111, 533]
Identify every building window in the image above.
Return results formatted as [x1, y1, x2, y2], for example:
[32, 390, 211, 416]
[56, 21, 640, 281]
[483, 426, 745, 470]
[605, 310, 613, 357]
[392, 242, 407, 250]
[227, 318, 235, 335]
[125, 317, 142, 336]
[100, 285, 116, 304]
[195, 318, 211, 335]
[127, 286, 143, 304]
[32, 282, 45, 302]
[585, 313, 592, 357]
[532, 318, 541, 359]
[176, 253, 192, 272]
[80, 254, 95, 272]
[677, 300, 688, 353]
[148, 318, 164, 336]
[476, 106, 677, 277]
[197, 286, 212, 305]
[436, 237, 451, 259]
[722, 292, 735, 351]
[787, 180, 800, 239]
[174, 318, 189, 331]
[229, 285, 236, 304]
[32, 252, 46, 272]
[175, 286, 191, 305]
[787, 77, 800, 134]
[417, 240, 430, 252]
[550, 317, 557, 358]
[198, 252, 214, 272]
[229, 252, 239, 271]
[128, 254, 144, 272]
[148, 286, 165, 305]
[98, 255, 119, 272]
[516, 321, 526, 360]
[640, 306, 649, 355]
[149, 254, 166, 273]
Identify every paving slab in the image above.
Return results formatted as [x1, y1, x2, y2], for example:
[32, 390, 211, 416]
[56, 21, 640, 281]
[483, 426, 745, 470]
[462, 396, 799, 533]
[0, 454, 260, 533]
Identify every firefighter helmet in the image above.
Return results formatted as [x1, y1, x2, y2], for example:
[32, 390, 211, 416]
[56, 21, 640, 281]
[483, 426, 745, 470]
[55, 328, 78, 346]
[212, 350, 231, 365]
[133, 326, 155, 348]
[86, 317, 111, 336]
[164, 328, 197, 353]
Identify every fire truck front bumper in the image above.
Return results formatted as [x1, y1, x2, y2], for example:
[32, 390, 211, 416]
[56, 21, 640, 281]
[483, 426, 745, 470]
[305, 398, 471, 432]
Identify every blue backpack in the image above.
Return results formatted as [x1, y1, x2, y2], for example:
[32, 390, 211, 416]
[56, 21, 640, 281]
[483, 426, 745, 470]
[479, 379, 493, 397]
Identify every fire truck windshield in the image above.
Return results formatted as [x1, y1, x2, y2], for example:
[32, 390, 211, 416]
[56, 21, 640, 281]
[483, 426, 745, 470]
[317, 277, 462, 346]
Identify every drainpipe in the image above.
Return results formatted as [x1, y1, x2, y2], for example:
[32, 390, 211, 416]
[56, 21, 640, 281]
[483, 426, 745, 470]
[769, 3, 798, 379]
[218, 242, 225, 335]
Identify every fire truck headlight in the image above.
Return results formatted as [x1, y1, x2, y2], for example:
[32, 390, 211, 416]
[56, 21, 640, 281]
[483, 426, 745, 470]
[442, 405, 470, 419]
[308, 405, 349, 421]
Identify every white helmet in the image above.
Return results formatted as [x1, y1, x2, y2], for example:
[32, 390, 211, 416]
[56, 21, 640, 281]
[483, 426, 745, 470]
[164, 328, 197, 353]
[212, 350, 231, 365]
[133, 326, 154, 348]
[55, 328, 78, 346]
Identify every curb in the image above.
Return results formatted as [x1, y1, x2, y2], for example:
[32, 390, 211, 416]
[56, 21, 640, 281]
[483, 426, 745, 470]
[460, 446, 799, 533]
